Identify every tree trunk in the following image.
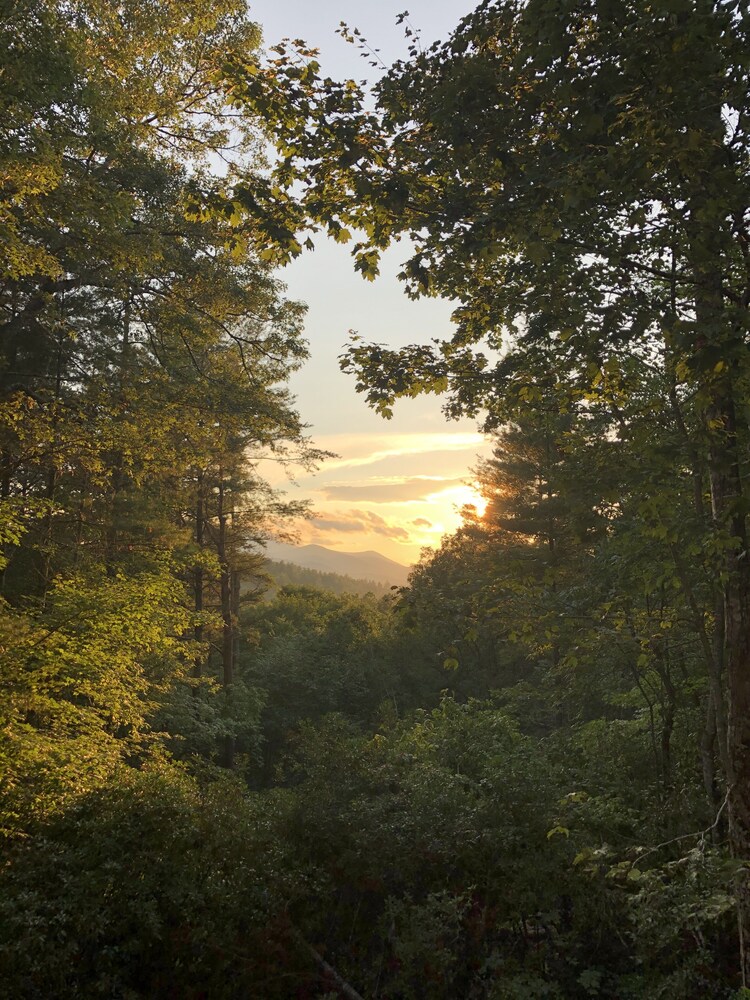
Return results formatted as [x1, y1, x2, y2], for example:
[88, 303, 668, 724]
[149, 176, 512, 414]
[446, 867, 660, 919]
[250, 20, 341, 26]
[701, 325, 750, 985]
[193, 473, 205, 682]
[217, 475, 235, 769]
[231, 566, 241, 675]
[105, 294, 131, 572]
[716, 435, 750, 987]
[690, 125, 750, 965]
[701, 687, 721, 830]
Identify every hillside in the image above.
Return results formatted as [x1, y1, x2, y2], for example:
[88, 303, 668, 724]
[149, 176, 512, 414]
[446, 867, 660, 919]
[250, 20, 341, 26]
[262, 541, 411, 587]
[264, 559, 394, 598]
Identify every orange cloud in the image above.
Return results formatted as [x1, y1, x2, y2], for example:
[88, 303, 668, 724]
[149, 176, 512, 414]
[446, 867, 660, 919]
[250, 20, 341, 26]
[319, 433, 489, 472]
[310, 509, 410, 541]
[321, 477, 465, 503]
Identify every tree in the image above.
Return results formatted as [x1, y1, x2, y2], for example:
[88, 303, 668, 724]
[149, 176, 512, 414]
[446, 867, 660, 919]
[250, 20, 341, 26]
[242, 585, 395, 779]
[228, 2, 750, 978]
[0, 0, 325, 840]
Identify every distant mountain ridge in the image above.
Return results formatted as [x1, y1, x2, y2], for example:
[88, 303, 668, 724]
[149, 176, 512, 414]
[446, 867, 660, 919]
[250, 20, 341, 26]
[263, 541, 411, 587]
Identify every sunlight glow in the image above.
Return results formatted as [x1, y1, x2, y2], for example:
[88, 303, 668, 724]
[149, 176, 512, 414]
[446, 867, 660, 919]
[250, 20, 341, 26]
[428, 483, 488, 519]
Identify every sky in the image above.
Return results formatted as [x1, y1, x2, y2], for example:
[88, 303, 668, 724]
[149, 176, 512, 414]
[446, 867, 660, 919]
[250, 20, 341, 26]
[249, 1, 492, 566]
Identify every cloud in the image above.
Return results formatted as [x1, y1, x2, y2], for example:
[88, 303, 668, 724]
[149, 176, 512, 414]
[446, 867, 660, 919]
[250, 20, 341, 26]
[310, 508, 410, 541]
[318, 433, 489, 472]
[312, 518, 365, 534]
[321, 477, 465, 503]
[412, 517, 432, 528]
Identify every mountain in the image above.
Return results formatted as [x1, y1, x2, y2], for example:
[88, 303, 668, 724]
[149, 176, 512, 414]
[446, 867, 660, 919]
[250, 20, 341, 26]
[262, 542, 411, 587]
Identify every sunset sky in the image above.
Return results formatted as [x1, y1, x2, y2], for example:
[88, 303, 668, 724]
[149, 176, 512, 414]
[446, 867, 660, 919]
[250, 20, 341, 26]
[252, 1, 491, 566]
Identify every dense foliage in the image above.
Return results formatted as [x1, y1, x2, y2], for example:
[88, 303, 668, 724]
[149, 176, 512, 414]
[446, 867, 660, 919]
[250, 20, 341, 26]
[0, 0, 321, 812]
[2, 1, 750, 998]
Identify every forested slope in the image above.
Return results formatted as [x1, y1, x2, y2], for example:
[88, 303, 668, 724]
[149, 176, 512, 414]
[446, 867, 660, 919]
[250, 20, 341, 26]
[264, 558, 393, 598]
[1, 1, 750, 998]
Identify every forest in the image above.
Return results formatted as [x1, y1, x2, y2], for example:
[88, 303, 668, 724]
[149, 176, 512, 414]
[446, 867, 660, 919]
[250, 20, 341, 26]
[1, 0, 750, 997]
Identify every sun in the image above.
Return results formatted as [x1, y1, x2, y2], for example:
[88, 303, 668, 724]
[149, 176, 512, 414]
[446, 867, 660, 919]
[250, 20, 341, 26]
[452, 484, 489, 517]
[427, 483, 488, 519]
